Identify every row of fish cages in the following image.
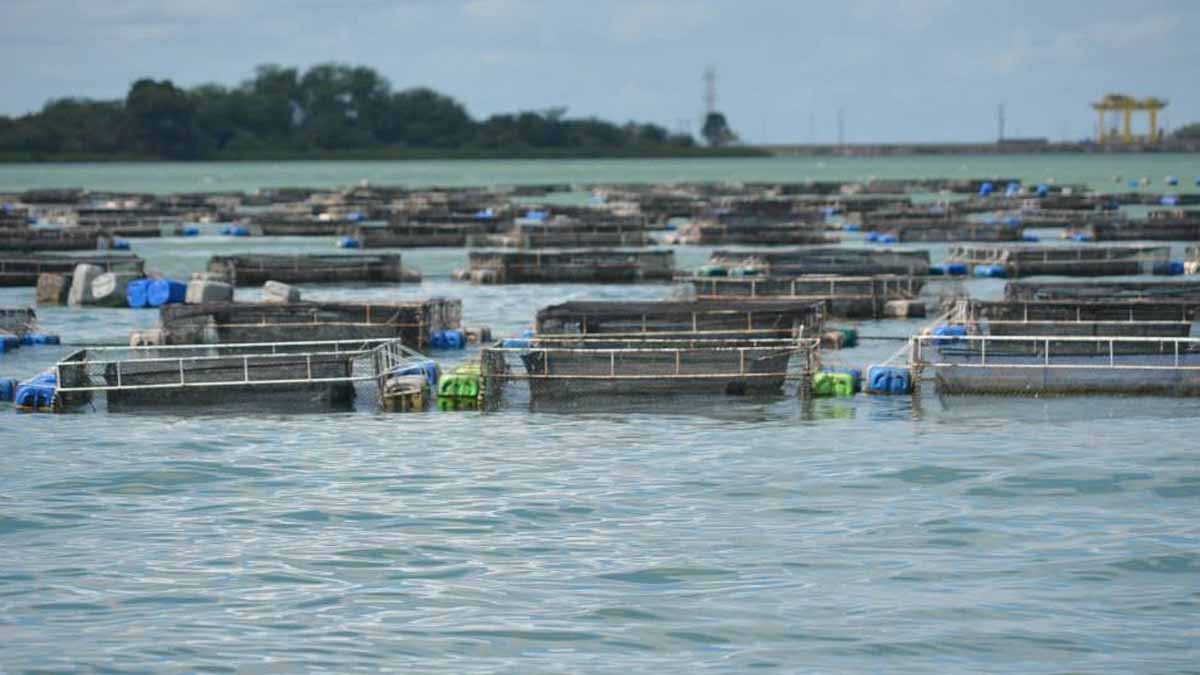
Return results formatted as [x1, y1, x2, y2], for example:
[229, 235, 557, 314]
[44, 338, 433, 414]
[943, 243, 1178, 278]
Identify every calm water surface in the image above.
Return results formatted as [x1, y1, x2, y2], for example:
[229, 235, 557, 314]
[0, 157, 1198, 673]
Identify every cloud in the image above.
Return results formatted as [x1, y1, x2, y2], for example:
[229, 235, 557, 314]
[610, 0, 718, 43]
[992, 13, 1180, 74]
[849, 0, 951, 31]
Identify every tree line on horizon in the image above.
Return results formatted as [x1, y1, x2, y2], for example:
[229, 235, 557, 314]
[0, 63, 743, 161]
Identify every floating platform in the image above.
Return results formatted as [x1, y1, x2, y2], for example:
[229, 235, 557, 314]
[0, 253, 144, 287]
[157, 299, 462, 349]
[953, 299, 1200, 323]
[53, 338, 427, 413]
[687, 275, 923, 318]
[912, 334, 1200, 395]
[207, 254, 407, 286]
[706, 247, 930, 276]
[945, 243, 1169, 277]
[461, 249, 674, 284]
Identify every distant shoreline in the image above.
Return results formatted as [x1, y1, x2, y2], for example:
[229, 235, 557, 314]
[760, 140, 1200, 157]
[0, 146, 770, 164]
[4, 142, 1198, 163]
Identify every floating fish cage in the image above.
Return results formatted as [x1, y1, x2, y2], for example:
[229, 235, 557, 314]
[946, 299, 1193, 338]
[1091, 216, 1200, 241]
[0, 227, 113, 253]
[207, 254, 406, 286]
[52, 338, 428, 413]
[0, 307, 35, 337]
[344, 221, 493, 247]
[535, 299, 825, 338]
[1005, 280, 1200, 303]
[863, 219, 1023, 243]
[687, 275, 924, 319]
[0, 253, 144, 286]
[157, 299, 462, 349]
[462, 249, 675, 284]
[668, 221, 838, 246]
[707, 247, 930, 276]
[911, 334, 1200, 396]
[480, 335, 820, 403]
[945, 243, 1170, 277]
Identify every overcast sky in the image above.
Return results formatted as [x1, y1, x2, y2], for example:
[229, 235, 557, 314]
[1, 0, 1197, 143]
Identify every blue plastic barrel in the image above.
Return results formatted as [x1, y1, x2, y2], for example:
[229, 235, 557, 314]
[1154, 261, 1185, 276]
[844, 223, 861, 233]
[932, 325, 967, 346]
[865, 232, 880, 242]
[1161, 196, 1178, 206]
[14, 371, 56, 410]
[1022, 233, 1040, 242]
[877, 234, 897, 244]
[1036, 184, 1049, 197]
[1005, 182, 1020, 196]
[867, 366, 912, 395]
[978, 182, 994, 197]
[0, 335, 18, 353]
[111, 238, 130, 251]
[1071, 232, 1095, 242]
[525, 211, 547, 221]
[442, 330, 465, 349]
[391, 359, 440, 388]
[0, 377, 16, 401]
[338, 236, 360, 249]
[19, 333, 60, 346]
[1166, 176, 1179, 186]
[974, 264, 1007, 278]
[146, 279, 187, 307]
[181, 225, 200, 237]
[222, 224, 250, 237]
[126, 279, 151, 308]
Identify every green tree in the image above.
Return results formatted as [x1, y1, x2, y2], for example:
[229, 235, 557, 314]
[125, 79, 197, 158]
[1172, 123, 1200, 140]
[701, 111, 737, 147]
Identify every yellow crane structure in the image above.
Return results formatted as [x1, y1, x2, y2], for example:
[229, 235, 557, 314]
[1092, 94, 1168, 144]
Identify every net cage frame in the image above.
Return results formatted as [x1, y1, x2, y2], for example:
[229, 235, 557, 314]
[534, 300, 826, 339]
[479, 334, 821, 403]
[53, 337, 429, 403]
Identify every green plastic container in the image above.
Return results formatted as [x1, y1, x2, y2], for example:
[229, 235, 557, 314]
[837, 327, 859, 349]
[696, 265, 728, 277]
[812, 371, 856, 398]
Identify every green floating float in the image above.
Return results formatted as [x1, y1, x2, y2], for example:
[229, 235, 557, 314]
[812, 371, 856, 398]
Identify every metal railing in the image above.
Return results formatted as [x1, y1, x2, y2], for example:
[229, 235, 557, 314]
[54, 338, 418, 393]
[911, 334, 1200, 371]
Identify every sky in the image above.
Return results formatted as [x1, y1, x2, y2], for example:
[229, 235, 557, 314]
[1, 0, 1197, 144]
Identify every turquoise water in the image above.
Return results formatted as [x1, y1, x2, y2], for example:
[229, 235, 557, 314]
[1, 154, 1199, 194]
[1, 157, 1199, 673]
